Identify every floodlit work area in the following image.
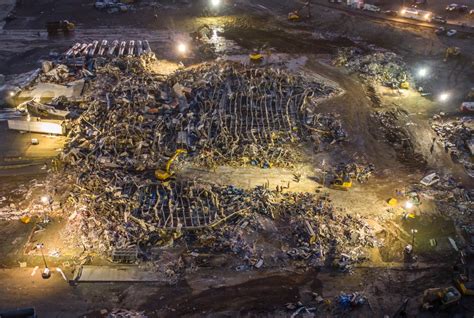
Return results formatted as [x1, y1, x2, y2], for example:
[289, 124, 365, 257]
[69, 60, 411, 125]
[0, 0, 473, 317]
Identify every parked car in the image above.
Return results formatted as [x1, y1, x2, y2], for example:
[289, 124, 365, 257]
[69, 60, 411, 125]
[432, 16, 447, 23]
[435, 26, 446, 34]
[460, 102, 474, 112]
[383, 10, 398, 16]
[446, 3, 459, 11]
[447, 29, 457, 36]
[362, 4, 381, 12]
[420, 173, 440, 186]
[459, 5, 468, 12]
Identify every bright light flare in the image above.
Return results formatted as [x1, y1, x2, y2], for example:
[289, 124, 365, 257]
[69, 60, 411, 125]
[41, 195, 50, 204]
[417, 67, 428, 77]
[424, 13, 431, 20]
[177, 42, 188, 55]
[438, 92, 450, 102]
[9, 91, 15, 97]
[405, 201, 414, 209]
[400, 8, 407, 15]
[210, 0, 221, 7]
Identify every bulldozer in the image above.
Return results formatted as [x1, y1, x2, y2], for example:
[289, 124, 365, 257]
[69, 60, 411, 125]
[330, 173, 352, 191]
[444, 47, 460, 62]
[422, 286, 461, 311]
[288, 1, 312, 21]
[154, 149, 187, 181]
[46, 20, 75, 35]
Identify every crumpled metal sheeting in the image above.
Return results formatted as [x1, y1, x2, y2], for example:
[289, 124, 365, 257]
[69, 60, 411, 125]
[334, 162, 375, 183]
[164, 62, 343, 167]
[57, 57, 348, 255]
[334, 48, 409, 88]
[62, 59, 343, 172]
[198, 189, 377, 268]
[107, 309, 147, 318]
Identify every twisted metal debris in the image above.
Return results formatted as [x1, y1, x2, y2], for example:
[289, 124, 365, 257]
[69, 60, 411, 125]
[53, 57, 366, 259]
[334, 48, 409, 88]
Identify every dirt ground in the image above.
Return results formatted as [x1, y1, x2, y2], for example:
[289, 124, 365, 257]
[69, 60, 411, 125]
[0, 0, 473, 317]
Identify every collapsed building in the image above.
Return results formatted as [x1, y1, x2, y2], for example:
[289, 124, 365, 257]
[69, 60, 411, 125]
[24, 56, 377, 270]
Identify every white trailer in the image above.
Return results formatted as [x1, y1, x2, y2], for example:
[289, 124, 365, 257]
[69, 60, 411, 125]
[8, 119, 65, 135]
[399, 8, 433, 22]
[363, 4, 381, 12]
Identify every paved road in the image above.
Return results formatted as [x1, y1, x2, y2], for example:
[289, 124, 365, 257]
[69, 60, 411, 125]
[311, 0, 474, 33]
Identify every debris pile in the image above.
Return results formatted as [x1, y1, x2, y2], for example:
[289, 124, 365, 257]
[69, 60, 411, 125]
[62, 178, 377, 267]
[61, 58, 341, 171]
[107, 309, 147, 318]
[431, 117, 473, 177]
[187, 188, 376, 271]
[333, 162, 375, 183]
[334, 48, 409, 88]
[95, 0, 131, 13]
[337, 292, 367, 310]
[415, 175, 473, 222]
[9, 56, 371, 272]
[371, 108, 426, 166]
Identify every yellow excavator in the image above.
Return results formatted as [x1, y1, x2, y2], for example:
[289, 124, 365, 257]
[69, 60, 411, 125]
[330, 173, 352, 191]
[46, 20, 75, 35]
[444, 47, 460, 62]
[155, 149, 187, 181]
[288, 1, 312, 21]
[249, 51, 264, 63]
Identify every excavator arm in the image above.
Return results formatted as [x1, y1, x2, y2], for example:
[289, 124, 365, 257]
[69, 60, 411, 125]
[155, 149, 187, 181]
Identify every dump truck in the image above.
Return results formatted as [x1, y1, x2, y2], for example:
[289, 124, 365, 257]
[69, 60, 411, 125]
[46, 20, 75, 35]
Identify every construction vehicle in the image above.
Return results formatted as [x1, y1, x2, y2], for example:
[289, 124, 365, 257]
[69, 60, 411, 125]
[422, 286, 461, 310]
[190, 24, 212, 41]
[288, 1, 312, 21]
[154, 149, 187, 181]
[444, 47, 460, 62]
[330, 174, 352, 191]
[249, 50, 264, 63]
[455, 277, 474, 296]
[46, 20, 75, 35]
[400, 81, 410, 89]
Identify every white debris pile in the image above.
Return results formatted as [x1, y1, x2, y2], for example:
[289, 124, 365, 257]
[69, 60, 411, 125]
[334, 48, 409, 88]
[95, 0, 131, 13]
[431, 117, 473, 177]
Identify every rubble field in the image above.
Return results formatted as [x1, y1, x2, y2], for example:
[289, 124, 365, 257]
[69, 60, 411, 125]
[0, 1, 473, 315]
[24, 55, 379, 273]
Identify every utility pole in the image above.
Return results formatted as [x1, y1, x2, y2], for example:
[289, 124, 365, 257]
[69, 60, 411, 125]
[37, 244, 51, 279]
